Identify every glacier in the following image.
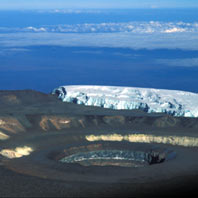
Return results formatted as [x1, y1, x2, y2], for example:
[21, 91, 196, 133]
[52, 85, 198, 118]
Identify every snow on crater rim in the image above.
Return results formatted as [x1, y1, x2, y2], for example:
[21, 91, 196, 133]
[52, 85, 198, 118]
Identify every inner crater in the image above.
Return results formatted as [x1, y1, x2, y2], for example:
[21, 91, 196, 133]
[51, 143, 176, 168]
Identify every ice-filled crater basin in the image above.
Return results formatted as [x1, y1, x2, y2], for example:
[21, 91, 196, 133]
[52, 143, 176, 168]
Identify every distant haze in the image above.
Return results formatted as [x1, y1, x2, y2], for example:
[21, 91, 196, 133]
[0, 9, 198, 93]
[0, 0, 198, 10]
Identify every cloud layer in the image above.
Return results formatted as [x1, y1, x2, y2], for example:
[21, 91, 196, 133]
[1, 21, 198, 50]
[1, 32, 198, 51]
[1, 21, 198, 34]
[156, 58, 198, 67]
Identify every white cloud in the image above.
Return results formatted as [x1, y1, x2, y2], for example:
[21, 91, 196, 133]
[3, 21, 198, 34]
[72, 50, 103, 54]
[156, 58, 198, 67]
[0, 47, 30, 56]
[163, 27, 186, 33]
[49, 9, 103, 14]
[26, 26, 46, 32]
[1, 21, 198, 50]
[150, 5, 158, 9]
[1, 32, 198, 50]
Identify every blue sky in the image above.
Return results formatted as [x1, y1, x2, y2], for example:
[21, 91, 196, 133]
[0, 0, 198, 9]
[0, 1, 198, 93]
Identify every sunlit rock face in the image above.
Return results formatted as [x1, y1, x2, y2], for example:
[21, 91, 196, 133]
[52, 85, 198, 118]
[0, 117, 26, 134]
[0, 131, 9, 140]
[86, 134, 198, 147]
[0, 94, 21, 105]
[39, 116, 80, 131]
[0, 146, 33, 159]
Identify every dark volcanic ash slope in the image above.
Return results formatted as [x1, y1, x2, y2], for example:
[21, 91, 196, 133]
[0, 90, 198, 198]
[0, 89, 198, 136]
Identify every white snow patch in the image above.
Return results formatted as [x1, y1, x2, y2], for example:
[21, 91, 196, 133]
[52, 85, 198, 118]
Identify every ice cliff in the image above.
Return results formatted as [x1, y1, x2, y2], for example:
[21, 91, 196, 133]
[52, 85, 198, 118]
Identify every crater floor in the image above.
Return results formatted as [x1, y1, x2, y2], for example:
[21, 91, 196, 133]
[0, 90, 198, 197]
